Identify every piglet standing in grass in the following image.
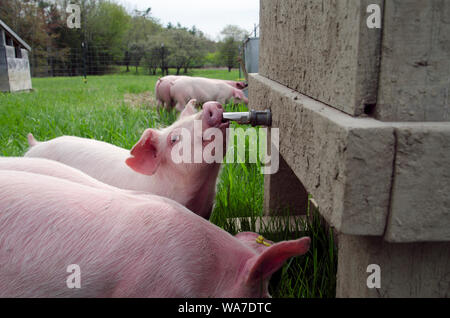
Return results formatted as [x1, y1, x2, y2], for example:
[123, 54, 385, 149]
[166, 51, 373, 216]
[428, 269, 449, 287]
[0, 170, 311, 298]
[169, 77, 249, 111]
[155, 75, 247, 109]
[25, 100, 228, 219]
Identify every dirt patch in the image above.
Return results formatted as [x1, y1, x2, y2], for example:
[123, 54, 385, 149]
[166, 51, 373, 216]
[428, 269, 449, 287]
[124, 91, 157, 108]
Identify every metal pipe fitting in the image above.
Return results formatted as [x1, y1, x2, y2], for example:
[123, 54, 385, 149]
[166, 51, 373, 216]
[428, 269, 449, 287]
[222, 109, 272, 127]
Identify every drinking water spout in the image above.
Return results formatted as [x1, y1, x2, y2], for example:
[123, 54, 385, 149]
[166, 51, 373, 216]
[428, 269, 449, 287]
[222, 109, 272, 127]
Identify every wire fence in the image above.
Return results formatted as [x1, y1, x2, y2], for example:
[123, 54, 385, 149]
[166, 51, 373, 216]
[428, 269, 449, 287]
[30, 45, 141, 77]
[29, 34, 259, 78]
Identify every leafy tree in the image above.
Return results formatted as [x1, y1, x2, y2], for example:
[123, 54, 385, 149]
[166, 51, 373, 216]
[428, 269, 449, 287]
[123, 7, 162, 73]
[218, 37, 239, 72]
[142, 45, 160, 75]
[86, 1, 130, 61]
[128, 42, 145, 73]
[165, 28, 207, 75]
[203, 51, 221, 68]
[125, 8, 161, 48]
[143, 34, 167, 75]
[220, 24, 249, 42]
[124, 50, 131, 72]
[216, 25, 249, 72]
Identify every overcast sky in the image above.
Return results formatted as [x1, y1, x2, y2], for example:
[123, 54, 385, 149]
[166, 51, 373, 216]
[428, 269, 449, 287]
[116, 0, 260, 40]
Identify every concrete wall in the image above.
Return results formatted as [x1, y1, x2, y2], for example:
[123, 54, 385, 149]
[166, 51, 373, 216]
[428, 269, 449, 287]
[249, 74, 395, 236]
[263, 153, 308, 216]
[375, 0, 450, 122]
[259, 0, 450, 122]
[259, 0, 383, 117]
[337, 234, 450, 297]
[254, 0, 450, 242]
[251, 72, 450, 242]
[254, 0, 450, 297]
[385, 124, 450, 242]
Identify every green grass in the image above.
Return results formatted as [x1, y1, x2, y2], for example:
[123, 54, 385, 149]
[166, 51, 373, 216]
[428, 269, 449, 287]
[0, 69, 337, 298]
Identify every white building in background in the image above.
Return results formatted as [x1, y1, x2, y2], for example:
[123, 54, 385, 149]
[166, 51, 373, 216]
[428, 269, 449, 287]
[0, 19, 32, 93]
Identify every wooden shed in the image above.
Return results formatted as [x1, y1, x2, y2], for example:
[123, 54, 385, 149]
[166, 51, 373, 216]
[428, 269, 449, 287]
[0, 19, 32, 93]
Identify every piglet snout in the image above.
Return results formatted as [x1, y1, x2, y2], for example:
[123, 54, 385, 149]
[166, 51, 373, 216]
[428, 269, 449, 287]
[202, 102, 225, 128]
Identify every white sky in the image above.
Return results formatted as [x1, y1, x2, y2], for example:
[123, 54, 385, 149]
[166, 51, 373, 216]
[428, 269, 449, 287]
[116, 0, 260, 40]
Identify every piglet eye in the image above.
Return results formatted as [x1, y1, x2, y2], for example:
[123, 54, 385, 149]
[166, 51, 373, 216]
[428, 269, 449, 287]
[170, 135, 180, 144]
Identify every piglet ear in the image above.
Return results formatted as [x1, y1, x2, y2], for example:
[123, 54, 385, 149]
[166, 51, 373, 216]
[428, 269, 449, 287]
[126, 129, 161, 176]
[246, 237, 311, 283]
[180, 99, 197, 118]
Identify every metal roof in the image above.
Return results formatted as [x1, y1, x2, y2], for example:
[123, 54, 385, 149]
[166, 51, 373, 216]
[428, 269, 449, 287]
[0, 18, 32, 51]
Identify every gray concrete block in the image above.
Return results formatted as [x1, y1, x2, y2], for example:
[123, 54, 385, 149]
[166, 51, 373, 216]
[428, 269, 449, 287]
[259, 0, 383, 117]
[250, 73, 450, 242]
[264, 153, 308, 216]
[375, 0, 450, 122]
[336, 234, 450, 297]
[249, 73, 395, 236]
[259, 0, 450, 122]
[385, 124, 450, 242]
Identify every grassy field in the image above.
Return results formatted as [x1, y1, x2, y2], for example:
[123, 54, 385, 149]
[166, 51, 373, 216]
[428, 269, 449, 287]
[0, 68, 336, 298]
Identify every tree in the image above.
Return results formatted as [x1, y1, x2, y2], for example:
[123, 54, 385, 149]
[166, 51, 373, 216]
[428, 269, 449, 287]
[124, 50, 131, 72]
[216, 25, 249, 72]
[164, 28, 207, 75]
[143, 34, 167, 75]
[125, 8, 161, 47]
[220, 24, 249, 42]
[123, 7, 161, 73]
[128, 42, 145, 73]
[203, 51, 221, 68]
[86, 1, 130, 59]
[218, 37, 239, 72]
[142, 46, 160, 75]
[164, 29, 187, 75]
